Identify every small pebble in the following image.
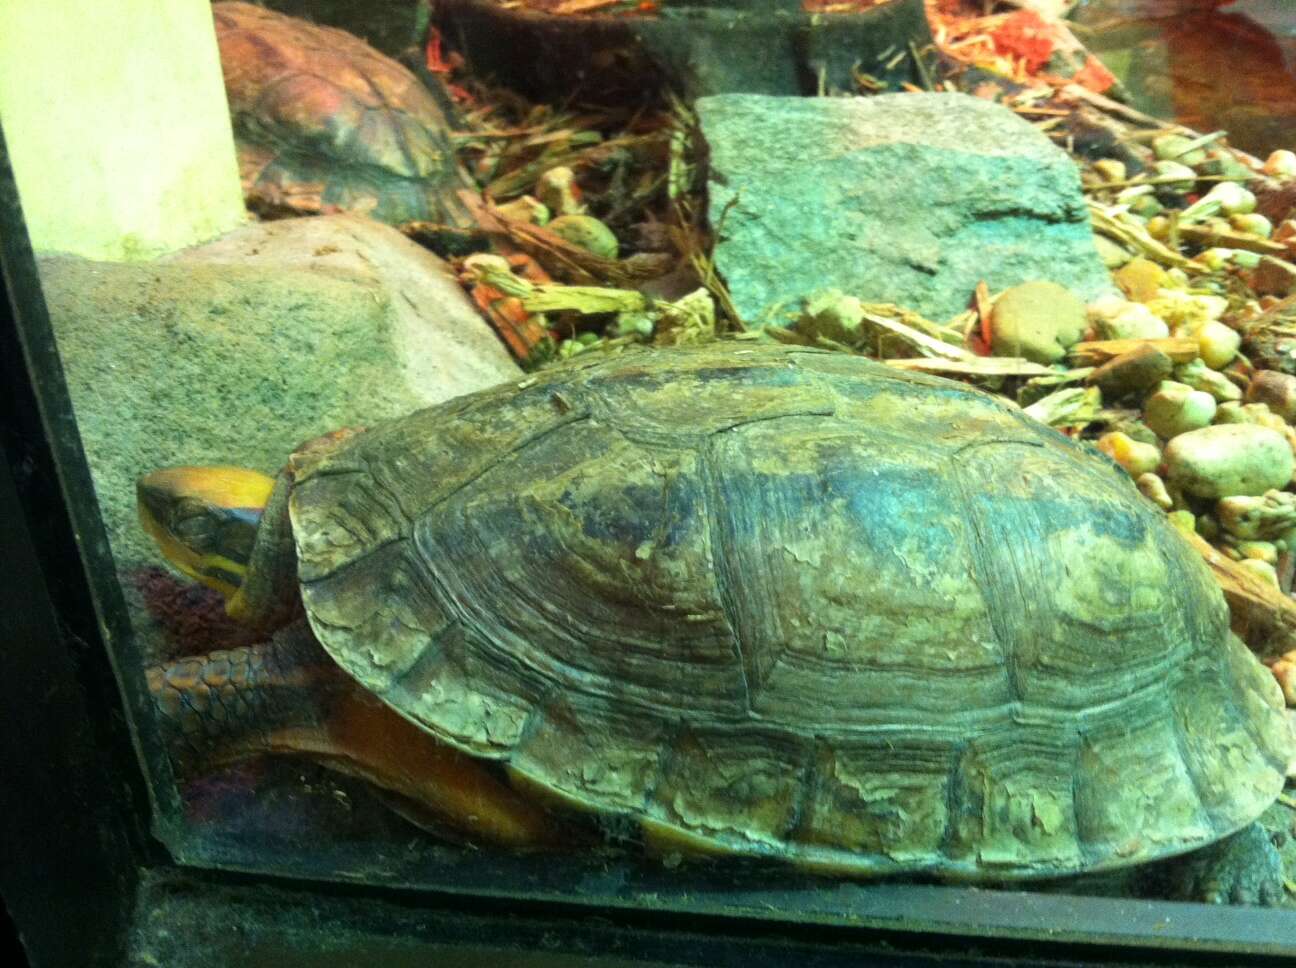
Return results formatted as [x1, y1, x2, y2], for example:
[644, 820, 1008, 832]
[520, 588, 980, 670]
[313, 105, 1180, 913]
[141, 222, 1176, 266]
[1147, 290, 1227, 330]
[1093, 158, 1127, 182]
[1229, 213, 1273, 238]
[1163, 423, 1295, 498]
[1198, 151, 1256, 182]
[1263, 149, 1296, 178]
[1216, 402, 1292, 437]
[1245, 370, 1296, 422]
[1195, 320, 1242, 370]
[1144, 381, 1217, 439]
[1088, 344, 1173, 400]
[1237, 558, 1280, 588]
[1104, 415, 1160, 445]
[1217, 491, 1296, 540]
[1113, 258, 1169, 304]
[494, 195, 550, 225]
[1096, 432, 1161, 477]
[989, 282, 1088, 364]
[1087, 296, 1169, 340]
[799, 290, 864, 344]
[1137, 472, 1174, 510]
[1094, 235, 1132, 269]
[1174, 358, 1242, 402]
[1271, 651, 1296, 705]
[536, 166, 586, 217]
[1153, 135, 1207, 167]
[546, 215, 619, 260]
[1152, 160, 1197, 193]
[1249, 256, 1296, 298]
[1236, 540, 1279, 564]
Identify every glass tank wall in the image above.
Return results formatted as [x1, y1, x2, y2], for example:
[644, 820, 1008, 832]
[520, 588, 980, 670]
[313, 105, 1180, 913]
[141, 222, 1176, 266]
[5, 0, 1296, 957]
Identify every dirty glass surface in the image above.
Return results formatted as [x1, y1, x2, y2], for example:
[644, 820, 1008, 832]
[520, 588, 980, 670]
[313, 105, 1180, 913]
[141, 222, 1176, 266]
[1075, 0, 1296, 155]
[10, 0, 1296, 955]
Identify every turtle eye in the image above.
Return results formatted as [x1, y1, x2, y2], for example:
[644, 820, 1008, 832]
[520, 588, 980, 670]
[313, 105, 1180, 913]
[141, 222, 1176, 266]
[173, 501, 220, 551]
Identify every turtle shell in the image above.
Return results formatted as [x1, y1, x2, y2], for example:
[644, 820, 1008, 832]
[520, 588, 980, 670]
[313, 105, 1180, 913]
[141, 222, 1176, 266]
[287, 343, 1294, 879]
[213, 2, 469, 224]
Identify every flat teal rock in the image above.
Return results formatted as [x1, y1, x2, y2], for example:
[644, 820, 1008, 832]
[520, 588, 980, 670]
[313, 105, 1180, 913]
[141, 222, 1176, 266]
[700, 92, 1117, 326]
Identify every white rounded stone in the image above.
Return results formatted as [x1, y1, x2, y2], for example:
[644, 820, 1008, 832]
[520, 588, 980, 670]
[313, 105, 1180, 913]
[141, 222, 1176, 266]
[1163, 424, 1295, 498]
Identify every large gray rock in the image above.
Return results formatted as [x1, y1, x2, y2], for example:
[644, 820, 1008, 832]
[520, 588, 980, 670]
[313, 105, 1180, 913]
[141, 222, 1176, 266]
[40, 214, 519, 569]
[700, 92, 1116, 326]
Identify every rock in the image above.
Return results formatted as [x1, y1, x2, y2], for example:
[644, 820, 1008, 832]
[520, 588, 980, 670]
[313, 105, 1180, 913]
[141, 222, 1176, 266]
[1144, 381, 1217, 439]
[1102, 413, 1159, 446]
[1173, 358, 1243, 402]
[1095, 432, 1161, 477]
[799, 289, 865, 344]
[1248, 256, 1296, 297]
[1271, 652, 1296, 705]
[988, 281, 1088, 364]
[1087, 343, 1173, 400]
[1093, 235, 1131, 269]
[1214, 401, 1288, 431]
[546, 214, 619, 260]
[495, 195, 550, 225]
[1087, 296, 1169, 341]
[1218, 491, 1296, 540]
[1147, 289, 1227, 330]
[1246, 370, 1296, 422]
[1237, 540, 1279, 565]
[41, 214, 519, 568]
[1163, 424, 1295, 498]
[1195, 320, 1242, 370]
[1092, 159, 1126, 183]
[1238, 558, 1281, 587]
[699, 92, 1115, 326]
[1153, 134, 1207, 168]
[537, 167, 586, 217]
[1114, 258, 1169, 303]
[1137, 472, 1174, 510]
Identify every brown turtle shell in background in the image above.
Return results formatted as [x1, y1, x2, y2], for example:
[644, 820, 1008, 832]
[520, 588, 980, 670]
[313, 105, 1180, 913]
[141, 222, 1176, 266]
[286, 342, 1293, 879]
[213, 1, 471, 224]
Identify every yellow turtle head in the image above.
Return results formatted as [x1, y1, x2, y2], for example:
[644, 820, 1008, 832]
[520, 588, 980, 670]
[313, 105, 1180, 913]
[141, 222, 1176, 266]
[137, 466, 276, 600]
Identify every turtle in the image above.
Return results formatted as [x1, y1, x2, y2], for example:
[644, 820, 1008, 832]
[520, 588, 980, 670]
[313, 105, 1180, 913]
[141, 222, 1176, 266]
[213, 1, 472, 225]
[138, 343, 1295, 901]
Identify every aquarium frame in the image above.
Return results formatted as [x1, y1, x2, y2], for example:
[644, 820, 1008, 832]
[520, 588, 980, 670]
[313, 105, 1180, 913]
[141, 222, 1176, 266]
[4, 113, 1296, 968]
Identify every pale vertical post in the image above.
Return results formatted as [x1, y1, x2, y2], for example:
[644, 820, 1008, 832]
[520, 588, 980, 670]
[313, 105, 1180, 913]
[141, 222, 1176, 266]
[0, 0, 246, 260]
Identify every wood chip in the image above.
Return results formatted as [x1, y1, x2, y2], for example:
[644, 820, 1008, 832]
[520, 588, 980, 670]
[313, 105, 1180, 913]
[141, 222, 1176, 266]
[1068, 338, 1200, 366]
[1176, 224, 1290, 257]
[883, 357, 1053, 376]
[861, 312, 972, 361]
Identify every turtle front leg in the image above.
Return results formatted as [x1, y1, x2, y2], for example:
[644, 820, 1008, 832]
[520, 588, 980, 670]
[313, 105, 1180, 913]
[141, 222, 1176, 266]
[149, 625, 563, 848]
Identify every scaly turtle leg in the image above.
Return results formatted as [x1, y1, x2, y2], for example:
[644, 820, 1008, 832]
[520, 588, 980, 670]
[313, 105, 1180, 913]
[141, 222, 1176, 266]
[148, 625, 563, 847]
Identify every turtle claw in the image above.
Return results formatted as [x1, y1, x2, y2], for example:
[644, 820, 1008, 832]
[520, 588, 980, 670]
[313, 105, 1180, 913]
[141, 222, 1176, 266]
[1162, 823, 1285, 907]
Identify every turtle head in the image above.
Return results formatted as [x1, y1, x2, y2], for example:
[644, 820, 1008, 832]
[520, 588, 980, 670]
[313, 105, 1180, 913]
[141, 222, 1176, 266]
[137, 466, 276, 600]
